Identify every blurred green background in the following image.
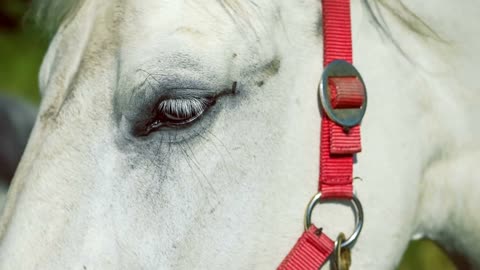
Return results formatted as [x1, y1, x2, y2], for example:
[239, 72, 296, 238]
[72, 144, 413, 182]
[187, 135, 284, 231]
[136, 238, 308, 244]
[0, 0, 45, 103]
[0, 1, 458, 269]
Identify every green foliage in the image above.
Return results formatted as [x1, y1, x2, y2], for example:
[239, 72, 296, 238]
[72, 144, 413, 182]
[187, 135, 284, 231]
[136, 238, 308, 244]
[0, 28, 46, 104]
[398, 240, 456, 270]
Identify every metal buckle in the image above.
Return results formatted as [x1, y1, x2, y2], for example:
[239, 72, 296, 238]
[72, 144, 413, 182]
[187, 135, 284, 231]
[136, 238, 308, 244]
[304, 192, 364, 249]
[319, 60, 367, 128]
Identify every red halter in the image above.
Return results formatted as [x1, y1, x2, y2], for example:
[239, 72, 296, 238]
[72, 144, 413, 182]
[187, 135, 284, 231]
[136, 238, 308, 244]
[278, 0, 367, 269]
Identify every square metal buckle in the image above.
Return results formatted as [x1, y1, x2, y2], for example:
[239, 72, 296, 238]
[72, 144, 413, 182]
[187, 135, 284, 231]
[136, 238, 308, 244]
[319, 60, 367, 128]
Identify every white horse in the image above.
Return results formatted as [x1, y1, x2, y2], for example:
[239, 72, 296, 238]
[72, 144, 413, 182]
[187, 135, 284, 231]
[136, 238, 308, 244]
[0, 0, 479, 269]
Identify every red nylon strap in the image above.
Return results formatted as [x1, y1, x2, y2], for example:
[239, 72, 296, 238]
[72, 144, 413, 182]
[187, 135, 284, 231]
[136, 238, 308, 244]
[319, 0, 362, 199]
[278, 226, 334, 270]
[277, 0, 361, 269]
[329, 77, 364, 109]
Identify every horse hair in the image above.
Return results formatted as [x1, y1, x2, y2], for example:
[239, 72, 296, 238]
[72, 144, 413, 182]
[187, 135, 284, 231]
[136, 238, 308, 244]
[30, 0, 441, 44]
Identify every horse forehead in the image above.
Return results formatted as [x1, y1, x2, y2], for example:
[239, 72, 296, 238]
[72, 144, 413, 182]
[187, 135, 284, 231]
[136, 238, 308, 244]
[113, 0, 289, 80]
[119, 0, 278, 34]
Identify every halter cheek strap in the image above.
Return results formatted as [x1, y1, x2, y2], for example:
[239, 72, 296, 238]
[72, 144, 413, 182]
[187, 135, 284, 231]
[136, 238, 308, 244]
[320, 0, 364, 199]
[278, 0, 366, 269]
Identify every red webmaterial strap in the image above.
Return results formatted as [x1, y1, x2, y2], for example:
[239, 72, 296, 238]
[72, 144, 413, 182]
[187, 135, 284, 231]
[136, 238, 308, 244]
[322, 0, 353, 64]
[277, 0, 362, 269]
[329, 77, 364, 109]
[319, 0, 362, 199]
[278, 226, 335, 270]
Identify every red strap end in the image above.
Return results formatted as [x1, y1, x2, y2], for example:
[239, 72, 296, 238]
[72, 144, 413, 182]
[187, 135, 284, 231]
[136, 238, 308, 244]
[278, 226, 334, 270]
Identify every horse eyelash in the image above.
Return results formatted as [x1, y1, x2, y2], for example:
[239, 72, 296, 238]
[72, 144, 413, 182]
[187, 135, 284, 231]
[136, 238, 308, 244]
[136, 83, 236, 136]
[157, 97, 212, 118]
[156, 81, 236, 118]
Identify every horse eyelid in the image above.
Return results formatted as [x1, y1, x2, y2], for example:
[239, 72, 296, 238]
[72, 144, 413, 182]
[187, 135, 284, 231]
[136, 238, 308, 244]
[158, 97, 212, 119]
[145, 96, 216, 131]
[132, 82, 236, 136]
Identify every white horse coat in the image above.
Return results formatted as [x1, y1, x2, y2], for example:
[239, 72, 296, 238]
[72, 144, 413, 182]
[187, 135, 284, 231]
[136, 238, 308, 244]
[0, 0, 479, 269]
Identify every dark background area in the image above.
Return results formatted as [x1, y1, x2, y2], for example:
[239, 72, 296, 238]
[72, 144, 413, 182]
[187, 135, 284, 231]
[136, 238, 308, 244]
[0, 0, 457, 269]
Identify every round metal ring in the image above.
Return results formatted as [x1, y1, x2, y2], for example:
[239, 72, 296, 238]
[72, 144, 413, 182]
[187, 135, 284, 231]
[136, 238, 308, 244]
[303, 192, 364, 249]
[318, 60, 367, 128]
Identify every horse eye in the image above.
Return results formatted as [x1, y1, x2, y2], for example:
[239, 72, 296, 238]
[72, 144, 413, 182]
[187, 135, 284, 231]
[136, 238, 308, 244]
[147, 97, 215, 132]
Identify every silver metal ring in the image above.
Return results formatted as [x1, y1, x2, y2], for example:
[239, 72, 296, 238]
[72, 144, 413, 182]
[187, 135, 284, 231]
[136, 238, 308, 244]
[303, 192, 364, 249]
[319, 60, 367, 128]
